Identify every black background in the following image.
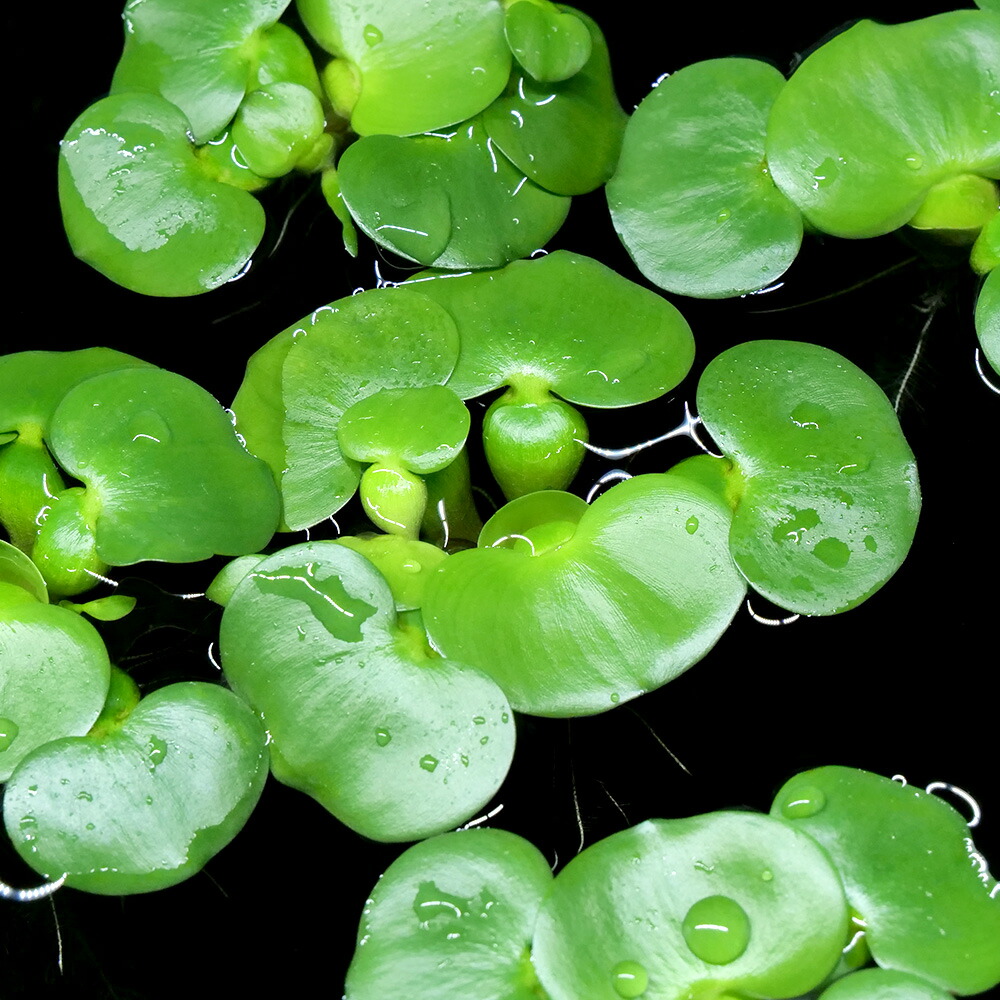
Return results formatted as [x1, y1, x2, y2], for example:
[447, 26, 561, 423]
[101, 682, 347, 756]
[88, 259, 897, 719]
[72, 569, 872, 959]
[4, 1, 998, 997]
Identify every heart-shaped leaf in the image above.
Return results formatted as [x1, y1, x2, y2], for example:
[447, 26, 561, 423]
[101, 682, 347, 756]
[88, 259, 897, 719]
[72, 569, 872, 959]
[531, 812, 848, 1000]
[111, 0, 292, 143]
[219, 541, 516, 841]
[3, 681, 268, 894]
[504, 1, 592, 83]
[766, 10, 1000, 238]
[298, 0, 510, 136]
[48, 366, 280, 566]
[59, 94, 266, 296]
[607, 58, 802, 298]
[696, 341, 920, 614]
[771, 766, 1000, 995]
[422, 474, 746, 716]
[337, 121, 571, 269]
[234, 288, 461, 531]
[485, 8, 625, 195]
[0, 593, 110, 783]
[346, 828, 553, 999]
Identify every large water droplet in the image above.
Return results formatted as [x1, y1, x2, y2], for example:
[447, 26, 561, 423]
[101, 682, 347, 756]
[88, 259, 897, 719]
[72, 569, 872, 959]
[811, 157, 839, 188]
[780, 785, 827, 819]
[375, 728, 392, 747]
[147, 735, 168, 769]
[611, 959, 648, 997]
[682, 895, 751, 965]
[128, 410, 173, 446]
[0, 717, 19, 752]
[363, 23, 383, 46]
[772, 507, 820, 545]
[813, 536, 851, 569]
[789, 401, 830, 429]
[419, 754, 439, 772]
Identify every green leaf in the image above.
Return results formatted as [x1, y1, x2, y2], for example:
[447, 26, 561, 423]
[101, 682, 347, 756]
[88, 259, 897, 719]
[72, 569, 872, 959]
[59, 94, 266, 296]
[976, 267, 1000, 374]
[971, 208, 1000, 274]
[59, 594, 138, 622]
[47, 366, 280, 566]
[298, 0, 510, 136]
[411, 250, 694, 404]
[270, 288, 461, 530]
[334, 535, 447, 611]
[766, 11, 1000, 238]
[696, 341, 920, 615]
[219, 541, 516, 841]
[345, 828, 553, 1000]
[337, 120, 571, 269]
[484, 8, 625, 195]
[817, 968, 953, 1000]
[0, 596, 110, 783]
[3, 682, 268, 894]
[0, 539, 48, 604]
[504, 1, 592, 83]
[771, 766, 1000, 995]
[111, 0, 292, 143]
[422, 474, 746, 716]
[231, 82, 326, 178]
[532, 812, 848, 1000]
[607, 58, 802, 298]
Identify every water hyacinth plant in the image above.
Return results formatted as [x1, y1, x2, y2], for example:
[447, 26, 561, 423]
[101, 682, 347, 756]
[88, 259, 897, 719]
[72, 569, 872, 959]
[4, 0, 998, 995]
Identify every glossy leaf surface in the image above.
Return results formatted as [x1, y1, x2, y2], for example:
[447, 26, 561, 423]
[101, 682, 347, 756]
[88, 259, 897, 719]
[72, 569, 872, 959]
[697, 341, 920, 614]
[338, 121, 570, 269]
[532, 811, 848, 1000]
[484, 9, 625, 195]
[48, 366, 280, 565]
[0, 541, 48, 603]
[334, 535, 447, 611]
[59, 94, 266, 296]
[817, 968, 953, 1000]
[413, 250, 694, 404]
[3, 682, 268, 894]
[504, 1, 591, 83]
[422, 474, 746, 716]
[0, 592, 110, 783]
[111, 0, 291, 142]
[766, 11, 1000, 238]
[219, 542, 515, 841]
[607, 58, 802, 297]
[345, 828, 553, 1000]
[976, 267, 1000, 373]
[772, 766, 1000, 995]
[298, 0, 509, 136]
[231, 82, 326, 178]
[242, 289, 460, 530]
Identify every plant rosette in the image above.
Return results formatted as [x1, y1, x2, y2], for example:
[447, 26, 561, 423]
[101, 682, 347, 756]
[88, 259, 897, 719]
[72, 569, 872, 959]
[218, 540, 516, 842]
[2, 681, 269, 895]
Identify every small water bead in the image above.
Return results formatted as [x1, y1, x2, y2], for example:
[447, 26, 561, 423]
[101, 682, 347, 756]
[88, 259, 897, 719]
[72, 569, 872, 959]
[419, 754, 439, 772]
[685, 516, 699, 535]
[375, 728, 392, 747]
[363, 24, 383, 46]
[610, 960, 648, 998]
[905, 153, 924, 170]
[761, 869, 773, 882]
[0, 717, 18, 752]
[681, 895, 751, 965]
[716, 208, 731, 224]
[780, 785, 826, 819]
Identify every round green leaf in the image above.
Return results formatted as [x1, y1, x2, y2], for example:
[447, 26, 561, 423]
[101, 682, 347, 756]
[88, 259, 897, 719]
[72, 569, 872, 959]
[0, 597, 110, 783]
[219, 541, 516, 841]
[696, 341, 920, 615]
[766, 11, 1000, 238]
[817, 968, 953, 1000]
[771, 766, 1000, 995]
[504, 1, 592, 83]
[412, 250, 694, 405]
[257, 288, 461, 530]
[59, 94, 266, 296]
[3, 682, 268, 894]
[338, 121, 571, 269]
[531, 812, 848, 1000]
[0, 539, 48, 604]
[976, 267, 1000, 374]
[484, 8, 625, 195]
[607, 58, 802, 298]
[231, 82, 326, 177]
[111, 0, 292, 143]
[48, 366, 280, 566]
[422, 473, 746, 717]
[338, 385, 470, 474]
[345, 828, 553, 1000]
[298, 0, 510, 136]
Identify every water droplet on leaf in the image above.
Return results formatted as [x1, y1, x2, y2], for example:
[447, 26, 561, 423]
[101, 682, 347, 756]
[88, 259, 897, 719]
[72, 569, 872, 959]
[611, 959, 648, 997]
[681, 895, 751, 965]
[780, 785, 826, 819]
